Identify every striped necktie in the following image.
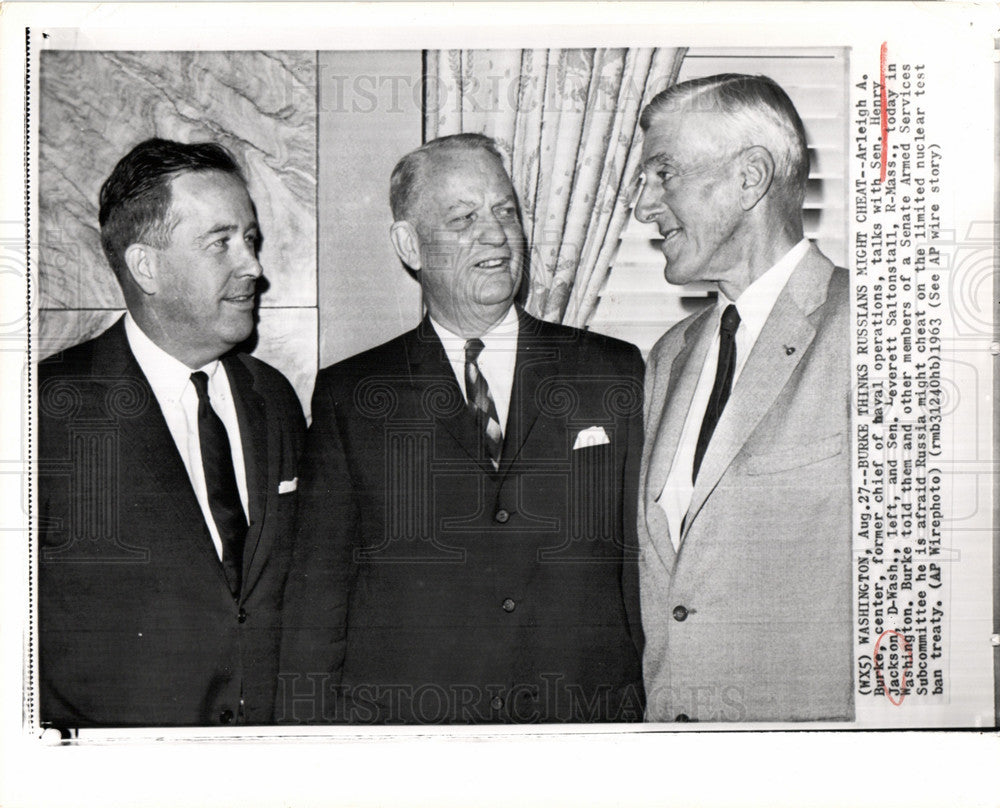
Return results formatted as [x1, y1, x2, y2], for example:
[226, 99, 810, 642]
[464, 338, 503, 471]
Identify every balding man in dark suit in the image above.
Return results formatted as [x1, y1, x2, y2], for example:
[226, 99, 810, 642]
[280, 134, 644, 724]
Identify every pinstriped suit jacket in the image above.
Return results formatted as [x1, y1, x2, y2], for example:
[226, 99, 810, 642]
[280, 308, 645, 723]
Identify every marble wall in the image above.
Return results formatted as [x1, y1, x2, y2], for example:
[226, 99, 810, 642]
[38, 50, 319, 412]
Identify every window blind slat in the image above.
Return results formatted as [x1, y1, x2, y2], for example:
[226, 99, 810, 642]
[588, 48, 848, 356]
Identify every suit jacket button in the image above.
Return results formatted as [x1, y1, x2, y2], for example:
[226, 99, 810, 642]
[238, 608, 248, 624]
[675, 713, 690, 722]
[495, 509, 510, 523]
[220, 709, 234, 724]
[501, 598, 516, 612]
[490, 696, 504, 710]
[672, 605, 688, 621]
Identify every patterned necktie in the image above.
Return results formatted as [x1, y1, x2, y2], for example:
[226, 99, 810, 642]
[693, 304, 741, 482]
[190, 371, 246, 597]
[464, 338, 503, 471]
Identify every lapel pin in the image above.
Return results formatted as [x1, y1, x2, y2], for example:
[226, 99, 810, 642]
[783, 345, 795, 356]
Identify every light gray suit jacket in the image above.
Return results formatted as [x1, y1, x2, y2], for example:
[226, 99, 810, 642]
[638, 244, 854, 723]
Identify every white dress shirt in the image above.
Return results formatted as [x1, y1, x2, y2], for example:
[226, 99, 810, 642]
[656, 238, 810, 549]
[430, 305, 520, 433]
[124, 314, 249, 560]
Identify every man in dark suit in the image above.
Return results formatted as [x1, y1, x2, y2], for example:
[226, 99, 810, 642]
[633, 74, 852, 722]
[38, 139, 305, 727]
[280, 133, 644, 724]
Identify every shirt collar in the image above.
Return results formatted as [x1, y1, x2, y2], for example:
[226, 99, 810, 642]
[124, 313, 221, 402]
[718, 238, 810, 340]
[430, 305, 520, 361]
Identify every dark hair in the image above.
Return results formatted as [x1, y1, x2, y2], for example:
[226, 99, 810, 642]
[389, 133, 505, 222]
[640, 74, 809, 208]
[98, 138, 244, 279]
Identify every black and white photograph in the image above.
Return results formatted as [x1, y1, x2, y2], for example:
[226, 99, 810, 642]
[33, 44, 859, 728]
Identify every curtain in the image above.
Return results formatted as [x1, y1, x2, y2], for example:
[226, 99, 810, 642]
[425, 48, 686, 328]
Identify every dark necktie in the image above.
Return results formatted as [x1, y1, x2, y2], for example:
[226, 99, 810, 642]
[693, 304, 741, 482]
[190, 371, 246, 597]
[464, 339, 503, 470]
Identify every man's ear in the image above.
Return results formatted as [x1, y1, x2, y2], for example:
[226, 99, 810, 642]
[123, 243, 158, 295]
[389, 221, 423, 271]
[738, 145, 775, 211]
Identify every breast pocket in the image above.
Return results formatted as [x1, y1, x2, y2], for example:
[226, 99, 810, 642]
[570, 441, 620, 545]
[743, 432, 846, 476]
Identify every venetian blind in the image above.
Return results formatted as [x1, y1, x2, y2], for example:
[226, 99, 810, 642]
[588, 48, 849, 355]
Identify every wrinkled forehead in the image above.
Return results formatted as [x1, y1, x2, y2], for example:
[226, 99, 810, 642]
[416, 148, 515, 209]
[641, 108, 735, 168]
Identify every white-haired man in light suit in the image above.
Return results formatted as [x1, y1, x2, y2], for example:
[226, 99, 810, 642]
[633, 73, 852, 722]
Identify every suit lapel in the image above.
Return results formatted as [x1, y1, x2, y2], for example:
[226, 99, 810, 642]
[95, 321, 232, 588]
[644, 308, 716, 505]
[406, 319, 493, 473]
[225, 354, 270, 594]
[406, 310, 554, 477]
[638, 307, 715, 571]
[497, 310, 554, 477]
[684, 245, 836, 535]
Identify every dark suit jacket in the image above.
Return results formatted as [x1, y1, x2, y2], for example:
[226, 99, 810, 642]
[280, 309, 644, 724]
[37, 318, 305, 727]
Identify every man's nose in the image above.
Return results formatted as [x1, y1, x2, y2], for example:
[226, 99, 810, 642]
[236, 242, 264, 278]
[477, 213, 508, 246]
[633, 180, 663, 224]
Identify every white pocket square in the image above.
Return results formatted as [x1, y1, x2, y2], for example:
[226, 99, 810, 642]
[573, 426, 610, 450]
[278, 478, 298, 494]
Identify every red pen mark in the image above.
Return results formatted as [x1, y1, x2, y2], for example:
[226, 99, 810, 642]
[873, 629, 912, 706]
[879, 41, 888, 183]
